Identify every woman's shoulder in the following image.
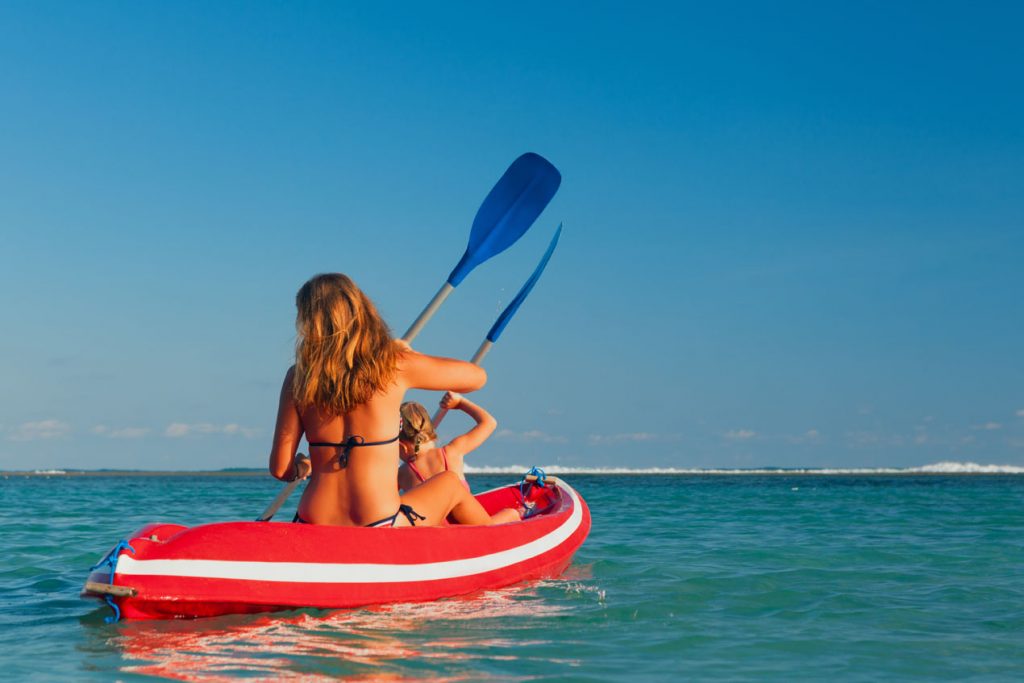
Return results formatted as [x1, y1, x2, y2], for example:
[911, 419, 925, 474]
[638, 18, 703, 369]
[278, 365, 297, 401]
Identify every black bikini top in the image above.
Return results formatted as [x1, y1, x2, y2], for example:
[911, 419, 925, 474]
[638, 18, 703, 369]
[308, 433, 400, 467]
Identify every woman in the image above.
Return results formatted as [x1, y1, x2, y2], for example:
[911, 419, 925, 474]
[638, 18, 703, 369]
[268, 273, 518, 527]
[398, 392, 494, 493]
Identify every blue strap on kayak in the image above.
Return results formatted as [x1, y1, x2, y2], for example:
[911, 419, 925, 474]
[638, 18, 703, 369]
[101, 595, 121, 623]
[89, 539, 135, 576]
[516, 467, 552, 520]
[519, 466, 546, 500]
[527, 466, 546, 486]
[89, 539, 135, 623]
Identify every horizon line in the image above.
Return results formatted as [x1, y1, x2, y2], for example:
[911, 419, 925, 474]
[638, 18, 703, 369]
[4, 460, 1024, 476]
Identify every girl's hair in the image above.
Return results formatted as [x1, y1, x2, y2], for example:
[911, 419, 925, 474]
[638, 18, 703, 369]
[292, 273, 399, 415]
[400, 401, 437, 452]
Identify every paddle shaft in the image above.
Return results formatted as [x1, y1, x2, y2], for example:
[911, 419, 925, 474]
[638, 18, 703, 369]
[402, 282, 454, 343]
[257, 477, 302, 522]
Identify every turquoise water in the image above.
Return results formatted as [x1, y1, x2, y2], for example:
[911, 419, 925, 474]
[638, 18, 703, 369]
[2, 473, 1022, 681]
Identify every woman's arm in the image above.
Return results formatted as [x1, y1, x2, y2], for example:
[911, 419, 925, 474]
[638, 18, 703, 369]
[268, 367, 306, 481]
[396, 343, 487, 393]
[442, 392, 497, 459]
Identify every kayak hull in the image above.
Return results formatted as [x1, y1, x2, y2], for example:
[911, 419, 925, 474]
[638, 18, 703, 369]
[82, 477, 590, 620]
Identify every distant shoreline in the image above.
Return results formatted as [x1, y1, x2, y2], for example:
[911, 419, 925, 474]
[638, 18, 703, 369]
[1, 470, 267, 477]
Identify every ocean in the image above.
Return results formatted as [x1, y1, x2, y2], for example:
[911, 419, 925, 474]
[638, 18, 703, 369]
[2, 468, 1022, 681]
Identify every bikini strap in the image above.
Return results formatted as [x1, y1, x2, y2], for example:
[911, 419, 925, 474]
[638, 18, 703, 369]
[407, 459, 427, 483]
[309, 433, 399, 467]
[398, 504, 427, 527]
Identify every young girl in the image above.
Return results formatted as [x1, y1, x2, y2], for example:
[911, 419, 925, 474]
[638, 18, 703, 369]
[268, 273, 519, 527]
[398, 392, 494, 493]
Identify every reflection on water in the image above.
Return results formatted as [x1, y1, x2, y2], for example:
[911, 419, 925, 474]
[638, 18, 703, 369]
[89, 576, 596, 682]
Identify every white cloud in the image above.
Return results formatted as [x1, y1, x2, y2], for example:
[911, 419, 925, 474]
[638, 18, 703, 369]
[971, 422, 1002, 431]
[92, 425, 150, 439]
[724, 429, 756, 440]
[1016, 408, 1024, 418]
[587, 432, 662, 445]
[164, 422, 259, 438]
[7, 419, 70, 441]
[787, 429, 821, 444]
[165, 423, 190, 437]
[495, 429, 568, 444]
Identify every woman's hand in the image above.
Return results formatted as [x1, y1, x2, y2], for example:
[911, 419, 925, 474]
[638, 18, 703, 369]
[440, 391, 463, 410]
[292, 453, 312, 481]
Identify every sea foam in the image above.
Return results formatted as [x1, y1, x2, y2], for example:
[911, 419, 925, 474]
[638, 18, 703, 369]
[464, 461, 1024, 475]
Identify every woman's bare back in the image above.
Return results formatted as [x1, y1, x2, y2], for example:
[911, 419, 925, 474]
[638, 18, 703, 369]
[297, 383, 406, 525]
[269, 345, 488, 526]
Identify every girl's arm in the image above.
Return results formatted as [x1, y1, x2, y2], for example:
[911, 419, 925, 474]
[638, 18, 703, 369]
[268, 367, 306, 481]
[442, 392, 497, 460]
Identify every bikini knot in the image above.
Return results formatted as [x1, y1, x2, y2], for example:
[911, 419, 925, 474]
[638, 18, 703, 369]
[398, 504, 427, 526]
[339, 435, 365, 467]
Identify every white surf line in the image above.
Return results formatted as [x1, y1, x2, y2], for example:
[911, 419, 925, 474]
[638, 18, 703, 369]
[114, 480, 585, 584]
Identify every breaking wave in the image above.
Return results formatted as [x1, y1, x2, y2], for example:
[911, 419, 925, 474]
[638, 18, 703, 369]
[465, 461, 1024, 475]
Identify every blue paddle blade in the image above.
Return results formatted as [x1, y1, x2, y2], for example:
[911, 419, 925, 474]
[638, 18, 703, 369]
[486, 223, 562, 343]
[447, 153, 561, 286]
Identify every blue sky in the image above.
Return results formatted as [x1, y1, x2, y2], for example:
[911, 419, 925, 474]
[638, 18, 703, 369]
[2, 1, 1022, 470]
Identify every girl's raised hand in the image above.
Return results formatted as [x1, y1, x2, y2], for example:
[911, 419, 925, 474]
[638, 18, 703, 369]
[440, 391, 463, 410]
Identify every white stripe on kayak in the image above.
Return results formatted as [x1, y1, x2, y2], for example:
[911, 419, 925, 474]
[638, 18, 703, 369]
[114, 479, 585, 584]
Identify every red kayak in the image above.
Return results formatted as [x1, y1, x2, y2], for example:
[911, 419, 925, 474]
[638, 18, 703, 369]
[82, 476, 590, 620]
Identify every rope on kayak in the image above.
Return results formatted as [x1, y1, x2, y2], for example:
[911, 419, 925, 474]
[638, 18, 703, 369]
[520, 466, 546, 494]
[515, 467, 554, 520]
[101, 595, 121, 623]
[89, 539, 135, 623]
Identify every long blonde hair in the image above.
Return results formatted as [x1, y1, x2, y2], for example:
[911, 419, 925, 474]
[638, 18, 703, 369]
[292, 273, 399, 415]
